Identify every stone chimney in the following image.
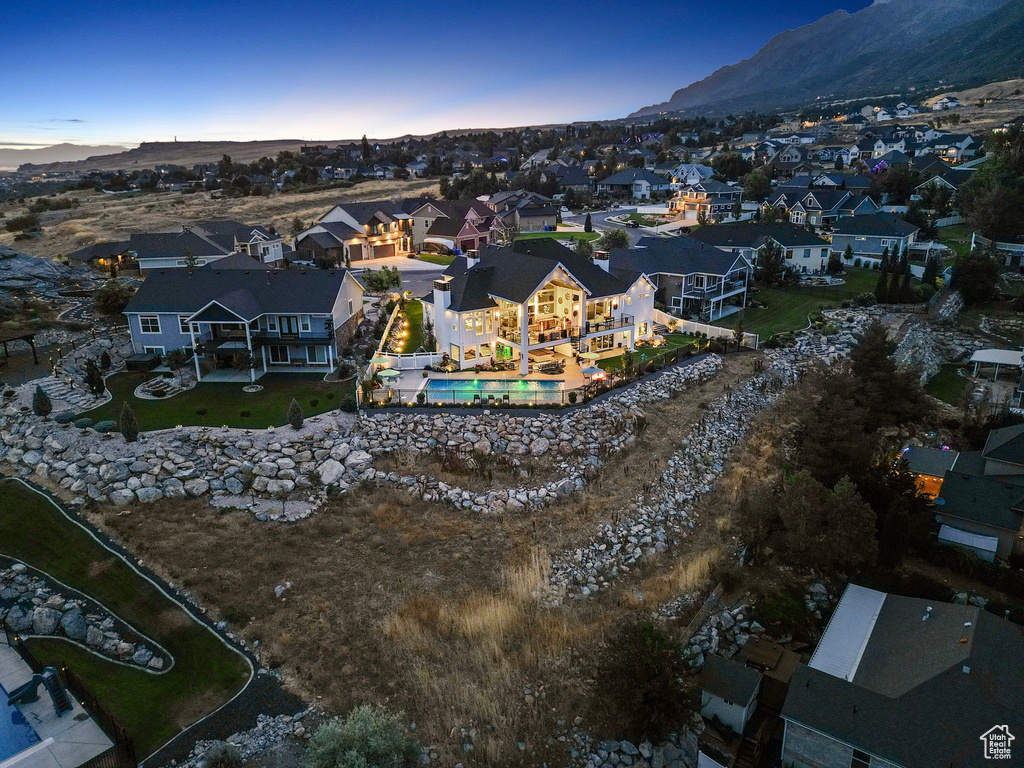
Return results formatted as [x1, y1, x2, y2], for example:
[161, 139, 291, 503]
[593, 250, 610, 272]
[465, 249, 480, 267]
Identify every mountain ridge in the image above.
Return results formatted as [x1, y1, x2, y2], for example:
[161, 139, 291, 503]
[629, 0, 1016, 118]
[0, 142, 129, 170]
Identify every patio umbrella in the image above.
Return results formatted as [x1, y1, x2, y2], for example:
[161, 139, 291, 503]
[579, 352, 600, 360]
[369, 355, 391, 365]
[377, 368, 401, 379]
[581, 366, 603, 376]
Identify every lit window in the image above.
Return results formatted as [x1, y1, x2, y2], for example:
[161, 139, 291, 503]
[465, 316, 474, 332]
[300, 315, 311, 332]
[140, 316, 160, 334]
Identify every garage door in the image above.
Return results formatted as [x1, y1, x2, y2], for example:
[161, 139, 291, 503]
[374, 243, 396, 259]
[349, 244, 364, 261]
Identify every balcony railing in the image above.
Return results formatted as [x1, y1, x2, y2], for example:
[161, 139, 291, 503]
[681, 280, 747, 300]
[584, 315, 633, 335]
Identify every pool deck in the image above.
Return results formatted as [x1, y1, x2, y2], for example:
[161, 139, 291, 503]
[0, 638, 112, 768]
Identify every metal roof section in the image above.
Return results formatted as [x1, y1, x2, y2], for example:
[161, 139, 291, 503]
[937, 525, 999, 554]
[969, 349, 1024, 367]
[808, 584, 886, 682]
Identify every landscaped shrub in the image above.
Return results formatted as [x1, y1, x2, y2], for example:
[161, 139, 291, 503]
[309, 398, 319, 408]
[593, 621, 689, 743]
[32, 386, 52, 418]
[854, 258, 862, 268]
[416, 392, 425, 405]
[326, 392, 335, 400]
[73, 417, 94, 428]
[203, 742, 242, 768]
[288, 398, 304, 429]
[120, 403, 139, 442]
[94, 420, 117, 433]
[239, 410, 251, 418]
[568, 391, 578, 404]
[99, 351, 112, 370]
[54, 413, 75, 424]
[196, 408, 208, 416]
[305, 704, 419, 768]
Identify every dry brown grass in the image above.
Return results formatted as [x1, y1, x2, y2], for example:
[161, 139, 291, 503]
[0, 179, 440, 258]
[87, 353, 770, 765]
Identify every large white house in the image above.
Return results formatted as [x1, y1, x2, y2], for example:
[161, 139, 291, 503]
[422, 239, 656, 374]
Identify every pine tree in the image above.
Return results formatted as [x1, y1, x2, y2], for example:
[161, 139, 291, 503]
[887, 263, 901, 304]
[584, 212, 593, 233]
[921, 257, 938, 286]
[288, 398, 304, 430]
[100, 351, 112, 370]
[120, 402, 139, 443]
[874, 247, 890, 302]
[32, 386, 52, 418]
[850, 321, 931, 429]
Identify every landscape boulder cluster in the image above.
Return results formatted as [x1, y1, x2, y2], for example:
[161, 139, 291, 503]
[0, 560, 168, 670]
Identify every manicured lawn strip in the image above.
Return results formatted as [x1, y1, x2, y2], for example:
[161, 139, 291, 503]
[625, 212, 660, 227]
[399, 300, 424, 353]
[718, 268, 882, 339]
[515, 232, 601, 242]
[925, 364, 969, 405]
[79, 373, 354, 431]
[598, 334, 699, 373]
[412, 253, 455, 266]
[0, 480, 250, 755]
[935, 224, 974, 261]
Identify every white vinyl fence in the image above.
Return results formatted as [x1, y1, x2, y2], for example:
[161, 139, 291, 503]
[653, 308, 759, 349]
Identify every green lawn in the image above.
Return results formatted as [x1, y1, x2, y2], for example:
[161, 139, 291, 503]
[79, 372, 354, 432]
[413, 253, 455, 266]
[936, 224, 974, 261]
[925, 364, 970, 405]
[598, 334, 699, 373]
[515, 231, 601, 242]
[398, 299, 424, 353]
[0, 479, 250, 755]
[719, 268, 882, 339]
[625, 212, 660, 227]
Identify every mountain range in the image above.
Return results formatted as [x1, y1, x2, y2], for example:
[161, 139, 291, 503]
[0, 143, 129, 170]
[630, 0, 1024, 117]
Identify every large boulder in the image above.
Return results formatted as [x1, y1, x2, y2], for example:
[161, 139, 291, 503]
[59, 605, 88, 641]
[317, 459, 345, 485]
[32, 606, 62, 635]
[4, 604, 33, 633]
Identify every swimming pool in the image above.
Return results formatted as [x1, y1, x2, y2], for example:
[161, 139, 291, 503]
[0, 683, 41, 763]
[425, 379, 565, 404]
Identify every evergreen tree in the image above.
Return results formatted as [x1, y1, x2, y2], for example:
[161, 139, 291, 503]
[99, 351, 112, 370]
[921, 256, 938, 286]
[886, 259, 902, 303]
[796, 369, 874, 489]
[843, 244, 854, 266]
[288, 398, 304, 430]
[874, 247, 890, 302]
[584, 212, 593, 233]
[32, 386, 52, 418]
[850, 321, 931, 429]
[120, 402, 139, 443]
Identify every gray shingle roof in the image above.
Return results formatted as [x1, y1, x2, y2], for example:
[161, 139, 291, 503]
[688, 223, 827, 249]
[700, 654, 761, 705]
[610, 236, 748, 278]
[983, 423, 1024, 464]
[124, 267, 351, 319]
[599, 168, 671, 187]
[783, 596, 1024, 768]
[832, 213, 919, 238]
[67, 241, 130, 262]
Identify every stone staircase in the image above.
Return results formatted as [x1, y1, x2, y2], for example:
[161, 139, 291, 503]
[34, 377, 99, 411]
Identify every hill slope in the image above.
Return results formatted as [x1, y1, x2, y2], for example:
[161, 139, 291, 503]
[630, 0, 1016, 117]
[0, 143, 128, 170]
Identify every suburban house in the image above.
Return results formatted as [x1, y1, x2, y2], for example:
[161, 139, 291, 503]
[912, 168, 976, 201]
[668, 180, 743, 221]
[123, 256, 364, 381]
[788, 172, 872, 192]
[539, 164, 594, 193]
[67, 240, 132, 269]
[917, 134, 979, 164]
[406, 199, 499, 252]
[905, 423, 1024, 561]
[781, 583, 1023, 768]
[764, 145, 813, 177]
[421, 239, 656, 374]
[688, 222, 831, 275]
[609, 235, 753, 320]
[295, 201, 413, 265]
[671, 163, 716, 186]
[486, 190, 558, 233]
[596, 168, 672, 199]
[129, 220, 285, 271]
[831, 213, 919, 262]
[763, 188, 879, 229]
[932, 95, 961, 111]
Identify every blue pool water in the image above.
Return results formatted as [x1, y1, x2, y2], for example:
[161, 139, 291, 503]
[426, 379, 564, 403]
[0, 684, 41, 762]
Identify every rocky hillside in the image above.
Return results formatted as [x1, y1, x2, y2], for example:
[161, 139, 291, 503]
[630, 0, 1018, 117]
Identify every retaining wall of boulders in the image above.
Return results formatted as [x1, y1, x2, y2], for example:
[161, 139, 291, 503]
[0, 560, 168, 670]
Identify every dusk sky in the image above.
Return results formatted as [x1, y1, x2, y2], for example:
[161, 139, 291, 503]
[2, 0, 872, 148]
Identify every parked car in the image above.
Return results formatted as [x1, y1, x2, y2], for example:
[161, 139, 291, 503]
[626, 220, 640, 228]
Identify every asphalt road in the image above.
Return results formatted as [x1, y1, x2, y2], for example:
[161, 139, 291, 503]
[563, 207, 649, 246]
